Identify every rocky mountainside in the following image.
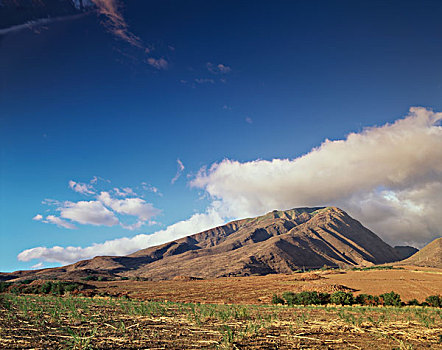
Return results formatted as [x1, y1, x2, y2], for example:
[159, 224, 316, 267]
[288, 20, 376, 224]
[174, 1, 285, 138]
[399, 238, 442, 268]
[393, 246, 419, 260]
[2, 207, 404, 281]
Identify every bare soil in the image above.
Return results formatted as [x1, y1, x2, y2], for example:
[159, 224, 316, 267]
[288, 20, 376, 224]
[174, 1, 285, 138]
[0, 293, 440, 349]
[92, 266, 442, 305]
[1, 266, 441, 349]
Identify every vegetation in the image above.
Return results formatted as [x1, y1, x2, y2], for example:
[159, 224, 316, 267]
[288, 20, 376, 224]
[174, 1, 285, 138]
[425, 295, 442, 308]
[380, 291, 401, 306]
[0, 281, 86, 296]
[0, 293, 440, 349]
[273, 290, 442, 308]
[351, 265, 398, 271]
[330, 291, 355, 305]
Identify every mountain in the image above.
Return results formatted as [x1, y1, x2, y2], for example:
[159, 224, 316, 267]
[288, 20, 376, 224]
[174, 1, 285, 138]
[2, 207, 403, 281]
[400, 238, 442, 268]
[394, 246, 419, 260]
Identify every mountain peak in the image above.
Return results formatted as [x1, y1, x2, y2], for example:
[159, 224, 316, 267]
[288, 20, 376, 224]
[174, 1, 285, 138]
[2, 207, 403, 281]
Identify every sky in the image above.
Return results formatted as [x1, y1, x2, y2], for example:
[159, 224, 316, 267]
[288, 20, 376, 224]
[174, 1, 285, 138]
[1, 0, 442, 272]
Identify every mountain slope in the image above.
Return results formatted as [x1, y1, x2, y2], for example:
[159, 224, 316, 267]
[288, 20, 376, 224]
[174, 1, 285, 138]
[400, 238, 442, 268]
[394, 246, 419, 260]
[2, 207, 403, 281]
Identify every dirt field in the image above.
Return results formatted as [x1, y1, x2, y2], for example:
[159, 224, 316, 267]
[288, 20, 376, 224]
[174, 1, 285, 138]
[91, 266, 442, 305]
[0, 293, 441, 349]
[1, 266, 441, 349]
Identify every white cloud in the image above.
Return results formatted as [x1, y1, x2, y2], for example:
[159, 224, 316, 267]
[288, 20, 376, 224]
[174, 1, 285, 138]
[207, 62, 231, 74]
[98, 191, 161, 221]
[245, 117, 253, 124]
[18, 207, 224, 265]
[171, 159, 185, 184]
[69, 180, 95, 195]
[191, 107, 442, 247]
[195, 78, 215, 84]
[141, 182, 162, 196]
[60, 200, 119, 226]
[113, 187, 137, 197]
[147, 57, 168, 70]
[31, 262, 44, 269]
[36, 180, 161, 230]
[21, 107, 442, 266]
[43, 215, 77, 229]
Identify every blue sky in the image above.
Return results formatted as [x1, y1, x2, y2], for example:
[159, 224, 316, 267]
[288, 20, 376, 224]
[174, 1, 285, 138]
[1, 0, 442, 272]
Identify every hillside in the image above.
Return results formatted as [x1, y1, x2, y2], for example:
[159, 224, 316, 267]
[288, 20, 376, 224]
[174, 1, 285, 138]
[394, 246, 419, 260]
[400, 238, 442, 268]
[2, 207, 404, 281]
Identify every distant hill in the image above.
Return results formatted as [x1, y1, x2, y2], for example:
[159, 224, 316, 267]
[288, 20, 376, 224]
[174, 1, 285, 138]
[394, 246, 419, 260]
[2, 207, 403, 281]
[400, 238, 442, 268]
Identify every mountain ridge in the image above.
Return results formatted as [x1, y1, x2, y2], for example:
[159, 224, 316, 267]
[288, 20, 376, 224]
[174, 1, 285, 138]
[2, 206, 409, 281]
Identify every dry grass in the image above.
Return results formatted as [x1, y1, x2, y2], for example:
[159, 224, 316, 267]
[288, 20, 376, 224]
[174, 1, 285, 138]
[0, 293, 441, 349]
[90, 266, 442, 305]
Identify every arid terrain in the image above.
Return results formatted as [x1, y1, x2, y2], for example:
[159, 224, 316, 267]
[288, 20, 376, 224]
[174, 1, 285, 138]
[1, 207, 411, 282]
[1, 266, 441, 349]
[88, 265, 442, 305]
[1, 208, 441, 349]
[1, 291, 441, 349]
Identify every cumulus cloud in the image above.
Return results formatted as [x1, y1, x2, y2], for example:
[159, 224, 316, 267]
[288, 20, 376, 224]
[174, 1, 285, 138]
[60, 201, 118, 226]
[147, 57, 168, 70]
[113, 187, 137, 197]
[191, 107, 442, 247]
[97, 191, 161, 221]
[21, 107, 442, 266]
[207, 62, 231, 74]
[171, 159, 185, 184]
[35, 179, 161, 230]
[18, 207, 224, 265]
[69, 180, 95, 195]
[34, 214, 77, 229]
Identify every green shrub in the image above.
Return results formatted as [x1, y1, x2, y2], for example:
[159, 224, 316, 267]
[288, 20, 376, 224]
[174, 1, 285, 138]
[380, 291, 401, 306]
[356, 294, 379, 306]
[64, 283, 81, 293]
[40, 281, 53, 294]
[294, 291, 321, 305]
[425, 295, 442, 308]
[407, 299, 420, 306]
[0, 282, 11, 293]
[81, 275, 98, 281]
[282, 292, 296, 306]
[21, 279, 34, 284]
[271, 294, 284, 305]
[330, 291, 354, 305]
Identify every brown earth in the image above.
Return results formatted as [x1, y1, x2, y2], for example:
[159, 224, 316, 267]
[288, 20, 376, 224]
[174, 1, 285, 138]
[399, 237, 442, 268]
[2, 207, 403, 282]
[89, 266, 442, 305]
[1, 293, 440, 349]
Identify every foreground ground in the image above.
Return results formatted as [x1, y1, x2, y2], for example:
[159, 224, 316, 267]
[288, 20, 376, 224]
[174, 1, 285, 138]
[0, 293, 441, 349]
[91, 266, 442, 304]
